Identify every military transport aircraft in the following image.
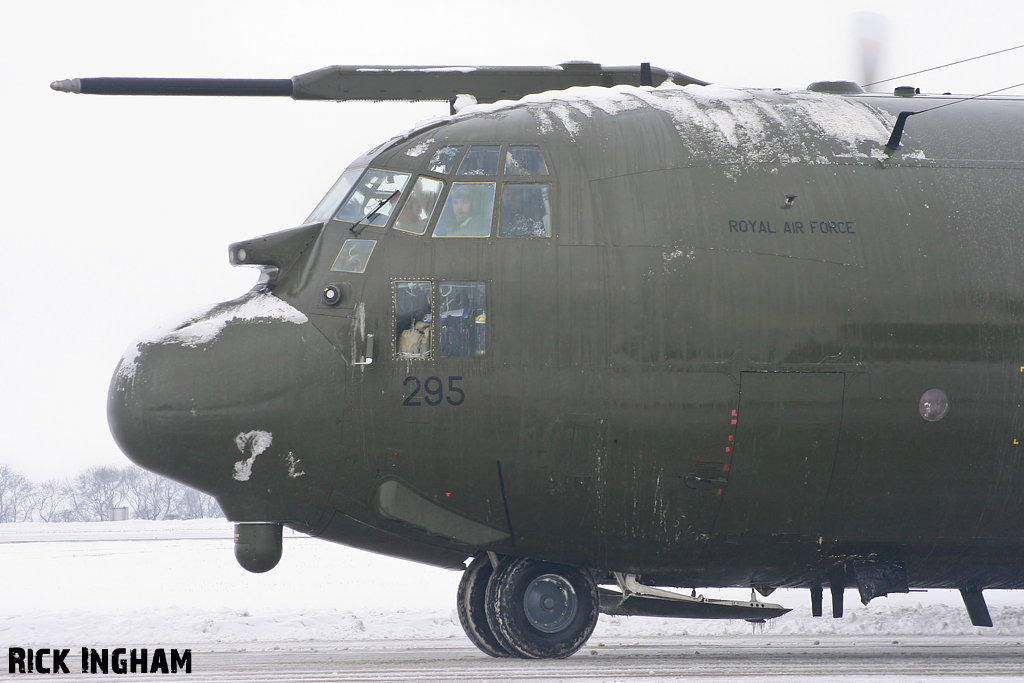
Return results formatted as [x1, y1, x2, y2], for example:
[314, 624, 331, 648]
[53, 62, 1024, 658]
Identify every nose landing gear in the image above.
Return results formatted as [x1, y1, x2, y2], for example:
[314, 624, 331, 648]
[457, 555, 599, 659]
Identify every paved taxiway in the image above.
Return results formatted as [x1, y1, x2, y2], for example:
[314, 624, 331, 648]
[38, 636, 1024, 682]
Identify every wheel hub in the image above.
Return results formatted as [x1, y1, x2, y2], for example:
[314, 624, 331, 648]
[523, 573, 578, 633]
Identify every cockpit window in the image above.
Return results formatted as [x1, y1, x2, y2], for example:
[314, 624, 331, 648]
[393, 176, 444, 235]
[440, 282, 486, 357]
[395, 281, 433, 358]
[457, 145, 501, 175]
[504, 146, 548, 175]
[305, 167, 363, 224]
[331, 239, 377, 273]
[498, 184, 551, 237]
[428, 145, 463, 174]
[334, 169, 410, 227]
[433, 183, 495, 238]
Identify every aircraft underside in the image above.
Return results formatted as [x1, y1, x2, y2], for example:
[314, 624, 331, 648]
[284, 513, 1015, 657]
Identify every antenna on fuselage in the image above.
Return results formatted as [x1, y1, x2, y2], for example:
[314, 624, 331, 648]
[884, 111, 916, 152]
[884, 80, 1024, 154]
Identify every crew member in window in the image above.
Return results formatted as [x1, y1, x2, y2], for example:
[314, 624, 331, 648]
[439, 184, 490, 237]
[394, 184, 435, 234]
[398, 314, 431, 356]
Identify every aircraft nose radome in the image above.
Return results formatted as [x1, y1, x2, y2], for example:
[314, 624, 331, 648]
[107, 291, 342, 519]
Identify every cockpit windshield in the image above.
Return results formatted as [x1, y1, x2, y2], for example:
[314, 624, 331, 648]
[428, 145, 462, 174]
[434, 183, 495, 238]
[335, 169, 411, 226]
[393, 176, 444, 235]
[305, 167, 364, 224]
[316, 143, 552, 247]
[457, 146, 501, 175]
[505, 146, 548, 175]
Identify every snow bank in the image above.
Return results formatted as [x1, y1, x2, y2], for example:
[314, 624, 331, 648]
[2, 519, 1023, 647]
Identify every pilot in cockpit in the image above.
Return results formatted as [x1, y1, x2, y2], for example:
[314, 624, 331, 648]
[436, 184, 491, 237]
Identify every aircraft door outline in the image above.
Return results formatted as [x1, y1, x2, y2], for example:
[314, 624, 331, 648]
[713, 371, 846, 537]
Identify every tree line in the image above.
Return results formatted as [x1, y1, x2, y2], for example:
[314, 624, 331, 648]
[0, 462, 223, 523]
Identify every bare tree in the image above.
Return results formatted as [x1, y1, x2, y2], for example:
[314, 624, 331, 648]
[123, 467, 224, 520]
[66, 466, 127, 522]
[32, 478, 71, 522]
[178, 486, 224, 519]
[0, 464, 35, 523]
[123, 468, 181, 520]
[3, 462, 224, 522]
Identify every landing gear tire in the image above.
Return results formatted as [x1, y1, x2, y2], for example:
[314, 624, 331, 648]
[457, 555, 512, 658]
[484, 557, 599, 659]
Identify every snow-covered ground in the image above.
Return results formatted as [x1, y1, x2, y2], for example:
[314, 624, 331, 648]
[3, 518, 1024, 651]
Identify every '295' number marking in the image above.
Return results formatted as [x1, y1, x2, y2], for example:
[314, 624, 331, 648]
[403, 376, 465, 407]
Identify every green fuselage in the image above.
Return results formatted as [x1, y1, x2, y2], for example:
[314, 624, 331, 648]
[109, 85, 1024, 591]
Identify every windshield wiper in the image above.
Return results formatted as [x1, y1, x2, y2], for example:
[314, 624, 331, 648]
[349, 190, 401, 235]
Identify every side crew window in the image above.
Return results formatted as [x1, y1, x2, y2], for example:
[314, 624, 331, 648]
[393, 176, 444, 235]
[334, 169, 410, 227]
[439, 282, 486, 357]
[395, 281, 433, 358]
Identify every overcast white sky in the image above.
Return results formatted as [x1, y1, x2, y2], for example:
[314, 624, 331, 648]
[1, 1, 1022, 481]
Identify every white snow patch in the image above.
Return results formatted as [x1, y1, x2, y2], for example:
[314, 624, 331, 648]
[233, 430, 273, 482]
[162, 291, 308, 348]
[630, 85, 894, 170]
[584, 89, 646, 116]
[549, 102, 582, 138]
[455, 84, 898, 174]
[115, 291, 307, 384]
[115, 345, 144, 384]
[452, 94, 477, 113]
[663, 248, 696, 265]
[282, 452, 305, 478]
[403, 138, 433, 157]
[529, 108, 556, 135]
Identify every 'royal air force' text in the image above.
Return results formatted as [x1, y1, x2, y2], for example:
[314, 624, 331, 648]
[728, 219, 856, 235]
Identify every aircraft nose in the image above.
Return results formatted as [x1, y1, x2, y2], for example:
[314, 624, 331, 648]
[107, 291, 344, 523]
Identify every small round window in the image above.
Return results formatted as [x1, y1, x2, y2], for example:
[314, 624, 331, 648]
[919, 389, 949, 422]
